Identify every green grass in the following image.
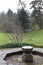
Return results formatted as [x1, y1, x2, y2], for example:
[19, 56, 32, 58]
[22, 29, 43, 47]
[0, 32, 12, 45]
[0, 29, 43, 48]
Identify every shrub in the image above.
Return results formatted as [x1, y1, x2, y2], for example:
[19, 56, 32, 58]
[0, 43, 43, 48]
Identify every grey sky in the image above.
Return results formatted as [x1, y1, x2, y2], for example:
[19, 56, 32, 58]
[0, 0, 33, 13]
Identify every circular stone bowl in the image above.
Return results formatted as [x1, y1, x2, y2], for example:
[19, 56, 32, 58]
[22, 46, 33, 53]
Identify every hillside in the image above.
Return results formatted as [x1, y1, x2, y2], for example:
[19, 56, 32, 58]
[0, 30, 43, 47]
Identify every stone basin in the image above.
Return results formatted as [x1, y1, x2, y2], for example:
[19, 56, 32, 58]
[0, 48, 43, 65]
[22, 46, 33, 52]
[22, 46, 33, 62]
[6, 53, 43, 65]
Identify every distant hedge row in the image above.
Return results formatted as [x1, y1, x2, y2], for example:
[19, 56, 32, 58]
[0, 43, 43, 48]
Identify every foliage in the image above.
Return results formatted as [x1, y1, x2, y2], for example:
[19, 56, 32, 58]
[30, 0, 43, 29]
[17, 0, 30, 32]
[0, 30, 43, 48]
[0, 0, 43, 48]
[0, 42, 43, 48]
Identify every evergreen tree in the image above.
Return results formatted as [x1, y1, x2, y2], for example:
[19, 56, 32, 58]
[7, 8, 14, 22]
[17, 0, 30, 32]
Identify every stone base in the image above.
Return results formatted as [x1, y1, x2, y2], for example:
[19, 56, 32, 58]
[22, 53, 33, 62]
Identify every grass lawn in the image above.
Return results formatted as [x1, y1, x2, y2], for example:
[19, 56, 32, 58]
[0, 29, 43, 47]
[22, 29, 43, 47]
[0, 32, 12, 45]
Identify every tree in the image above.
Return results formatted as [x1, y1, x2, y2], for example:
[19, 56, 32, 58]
[17, 0, 30, 32]
[7, 8, 14, 22]
[7, 8, 17, 33]
[30, 0, 43, 29]
[7, 8, 23, 43]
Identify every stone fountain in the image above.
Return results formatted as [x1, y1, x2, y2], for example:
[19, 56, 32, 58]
[5, 47, 43, 65]
[22, 46, 33, 62]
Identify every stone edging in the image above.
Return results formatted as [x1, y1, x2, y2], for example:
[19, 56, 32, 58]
[0, 48, 43, 65]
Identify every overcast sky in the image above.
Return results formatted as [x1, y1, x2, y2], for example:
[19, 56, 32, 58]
[0, 0, 33, 13]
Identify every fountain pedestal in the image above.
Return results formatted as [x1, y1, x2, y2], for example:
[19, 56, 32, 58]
[22, 46, 33, 62]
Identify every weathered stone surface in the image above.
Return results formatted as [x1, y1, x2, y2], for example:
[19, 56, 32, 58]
[0, 48, 43, 65]
[0, 48, 22, 65]
[22, 53, 33, 62]
[22, 46, 33, 62]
